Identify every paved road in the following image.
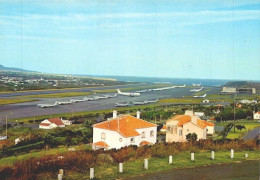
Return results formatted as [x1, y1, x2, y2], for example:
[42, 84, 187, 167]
[243, 127, 260, 140]
[127, 160, 259, 180]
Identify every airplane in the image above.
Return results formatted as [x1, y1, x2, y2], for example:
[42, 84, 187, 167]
[136, 89, 148, 93]
[71, 98, 86, 103]
[116, 89, 140, 97]
[115, 102, 129, 107]
[57, 99, 73, 105]
[174, 84, 186, 88]
[132, 101, 147, 105]
[37, 101, 58, 108]
[106, 94, 117, 98]
[87, 97, 96, 101]
[213, 84, 221, 87]
[190, 87, 204, 92]
[145, 98, 159, 103]
[96, 95, 108, 100]
[192, 83, 201, 87]
[193, 94, 207, 98]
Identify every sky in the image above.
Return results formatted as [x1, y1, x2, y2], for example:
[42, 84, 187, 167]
[0, 0, 260, 80]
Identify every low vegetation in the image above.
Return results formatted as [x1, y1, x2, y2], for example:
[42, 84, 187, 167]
[0, 99, 36, 105]
[0, 139, 258, 179]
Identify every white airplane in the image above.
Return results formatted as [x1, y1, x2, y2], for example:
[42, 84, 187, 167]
[132, 101, 147, 105]
[213, 84, 221, 87]
[87, 97, 96, 101]
[193, 94, 207, 98]
[95, 95, 108, 100]
[71, 98, 86, 103]
[136, 89, 148, 93]
[116, 89, 140, 97]
[37, 101, 58, 108]
[57, 99, 73, 105]
[174, 84, 186, 88]
[145, 98, 159, 103]
[192, 83, 201, 87]
[115, 102, 129, 107]
[190, 87, 204, 92]
[106, 94, 117, 98]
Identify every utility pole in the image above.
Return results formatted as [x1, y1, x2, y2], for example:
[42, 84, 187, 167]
[5, 115, 7, 137]
[233, 95, 236, 132]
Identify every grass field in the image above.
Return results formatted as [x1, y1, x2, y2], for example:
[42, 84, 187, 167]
[18, 91, 92, 98]
[0, 98, 36, 105]
[158, 98, 202, 104]
[216, 121, 260, 139]
[39, 150, 259, 180]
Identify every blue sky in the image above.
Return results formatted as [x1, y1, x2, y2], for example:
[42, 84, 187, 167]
[0, 0, 260, 80]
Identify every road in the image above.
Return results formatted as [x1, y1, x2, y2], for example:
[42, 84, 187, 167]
[127, 160, 259, 180]
[243, 127, 260, 140]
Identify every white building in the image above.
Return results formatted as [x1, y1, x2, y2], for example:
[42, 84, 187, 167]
[166, 110, 215, 142]
[39, 118, 66, 129]
[194, 112, 205, 118]
[92, 111, 157, 150]
[253, 112, 260, 120]
[202, 99, 210, 103]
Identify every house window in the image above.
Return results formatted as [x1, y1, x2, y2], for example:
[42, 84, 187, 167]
[101, 132, 106, 140]
[141, 132, 145, 138]
[187, 129, 189, 132]
[179, 130, 182, 136]
[119, 138, 123, 142]
[130, 138, 135, 143]
[150, 130, 154, 137]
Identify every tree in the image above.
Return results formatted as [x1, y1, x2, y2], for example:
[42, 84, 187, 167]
[186, 133, 197, 142]
[235, 125, 246, 131]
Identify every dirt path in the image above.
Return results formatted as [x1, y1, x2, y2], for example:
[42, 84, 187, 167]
[126, 160, 259, 180]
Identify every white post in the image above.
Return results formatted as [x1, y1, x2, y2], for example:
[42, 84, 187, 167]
[58, 174, 62, 180]
[169, 155, 173, 164]
[119, 163, 123, 173]
[191, 153, 194, 161]
[245, 153, 248, 158]
[59, 169, 64, 176]
[144, 159, 148, 170]
[90, 168, 94, 179]
[211, 151, 215, 160]
[230, 149, 234, 159]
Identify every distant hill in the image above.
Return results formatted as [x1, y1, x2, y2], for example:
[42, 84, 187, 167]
[0, 64, 35, 72]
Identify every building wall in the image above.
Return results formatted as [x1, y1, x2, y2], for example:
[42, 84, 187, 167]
[93, 126, 157, 150]
[166, 120, 206, 142]
[254, 113, 260, 120]
[206, 126, 215, 135]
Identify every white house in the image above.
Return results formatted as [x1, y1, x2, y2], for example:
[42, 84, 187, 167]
[39, 118, 66, 129]
[166, 110, 215, 142]
[254, 112, 260, 120]
[92, 110, 157, 150]
[202, 99, 210, 103]
[194, 112, 205, 118]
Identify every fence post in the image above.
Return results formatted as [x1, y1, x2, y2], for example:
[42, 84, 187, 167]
[245, 153, 248, 158]
[119, 163, 123, 173]
[169, 155, 173, 164]
[90, 168, 94, 179]
[230, 149, 234, 159]
[59, 169, 64, 176]
[144, 159, 148, 170]
[211, 151, 215, 160]
[191, 153, 194, 161]
[58, 174, 62, 180]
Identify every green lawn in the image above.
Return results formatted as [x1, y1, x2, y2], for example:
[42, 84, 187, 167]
[18, 91, 92, 98]
[226, 123, 260, 139]
[39, 150, 260, 180]
[0, 98, 36, 105]
[158, 98, 202, 104]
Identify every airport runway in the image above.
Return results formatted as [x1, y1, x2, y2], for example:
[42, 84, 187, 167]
[0, 86, 220, 121]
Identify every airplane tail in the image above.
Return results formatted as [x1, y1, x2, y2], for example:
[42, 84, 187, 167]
[54, 101, 58, 106]
[116, 89, 121, 94]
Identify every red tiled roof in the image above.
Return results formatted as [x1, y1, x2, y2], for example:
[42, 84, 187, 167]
[93, 115, 157, 137]
[161, 125, 166, 130]
[48, 118, 64, 126]
[167, 114, 214, 129]
[40, 123, 51, 126]
[139, 140, 152, 146]
[93, 141, 109, 148]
